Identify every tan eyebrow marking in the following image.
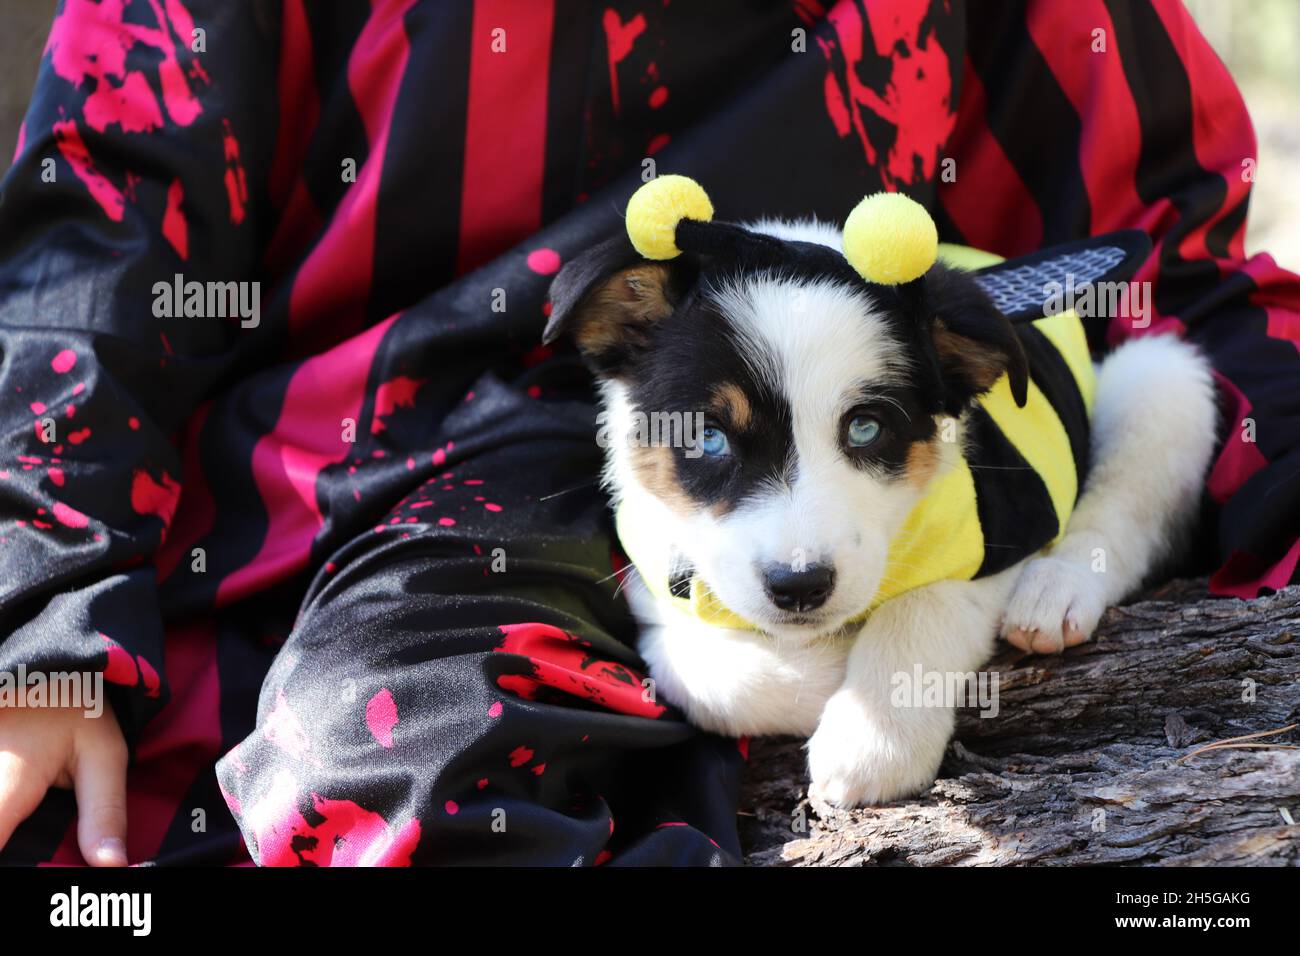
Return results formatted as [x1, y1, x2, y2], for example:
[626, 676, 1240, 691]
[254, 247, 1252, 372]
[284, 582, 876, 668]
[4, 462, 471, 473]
[709, 382, 753, 430]
[904, 437, 942, 489]
[629, 442, 699, 517]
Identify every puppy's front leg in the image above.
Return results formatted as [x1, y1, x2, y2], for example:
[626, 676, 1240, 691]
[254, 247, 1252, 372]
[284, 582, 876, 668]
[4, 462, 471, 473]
[807, 568, 1018, 806]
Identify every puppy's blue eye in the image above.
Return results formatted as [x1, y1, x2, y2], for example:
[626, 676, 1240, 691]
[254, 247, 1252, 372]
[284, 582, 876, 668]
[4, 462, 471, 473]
[846, 415, 882, 448]
[700, 426, 730, 457]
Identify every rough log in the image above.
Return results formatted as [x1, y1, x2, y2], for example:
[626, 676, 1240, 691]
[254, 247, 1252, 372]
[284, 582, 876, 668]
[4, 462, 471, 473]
[738, 580, 1300, 866]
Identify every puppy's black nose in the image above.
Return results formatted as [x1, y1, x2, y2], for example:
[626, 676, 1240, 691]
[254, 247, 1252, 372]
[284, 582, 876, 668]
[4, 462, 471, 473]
[762, 563, 835, 613]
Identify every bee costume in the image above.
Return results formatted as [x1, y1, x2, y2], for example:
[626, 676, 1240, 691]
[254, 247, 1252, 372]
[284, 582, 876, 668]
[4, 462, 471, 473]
[615, 176, 1151, 632]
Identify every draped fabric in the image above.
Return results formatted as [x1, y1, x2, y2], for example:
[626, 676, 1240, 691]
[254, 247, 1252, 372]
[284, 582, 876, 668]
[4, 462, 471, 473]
[1, 0, 1295, 865]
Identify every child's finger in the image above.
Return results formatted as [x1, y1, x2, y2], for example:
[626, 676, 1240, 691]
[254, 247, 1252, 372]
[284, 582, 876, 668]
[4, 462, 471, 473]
[72, 731, 130, 867]
[0, 750, 49, 854]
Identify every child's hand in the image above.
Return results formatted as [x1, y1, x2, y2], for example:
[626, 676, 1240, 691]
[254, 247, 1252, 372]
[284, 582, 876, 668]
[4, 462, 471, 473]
[0, 701, 129, 865]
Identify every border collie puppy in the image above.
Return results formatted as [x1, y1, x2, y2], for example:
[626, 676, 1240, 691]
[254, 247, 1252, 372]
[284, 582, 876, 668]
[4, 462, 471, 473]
[544, 177, 1217, 806]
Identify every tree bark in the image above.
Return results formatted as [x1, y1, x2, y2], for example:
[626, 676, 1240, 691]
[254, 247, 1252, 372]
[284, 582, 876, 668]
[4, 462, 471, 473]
[738, 580, 1300, 866]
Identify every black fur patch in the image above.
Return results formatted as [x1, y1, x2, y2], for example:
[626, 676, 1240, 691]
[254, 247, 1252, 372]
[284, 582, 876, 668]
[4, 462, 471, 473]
[838, 382, 940, 478]
[623, 294, 797, 514]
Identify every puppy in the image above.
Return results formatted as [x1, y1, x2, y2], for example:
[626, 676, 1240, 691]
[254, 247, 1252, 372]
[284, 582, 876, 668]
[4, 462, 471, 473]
[544, 182, 1218, 806]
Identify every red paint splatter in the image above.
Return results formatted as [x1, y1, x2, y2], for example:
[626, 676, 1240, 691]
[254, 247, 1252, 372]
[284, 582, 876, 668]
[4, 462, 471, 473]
[370, 375, 425, 434]
[815, 0, 954, 188]
[494, 622, 666, 718]
[648, 86, 668, 109]
[526, 248, 561, 275]
[85, 69, 164, 134]
[244, 770, 422, 866]
[221, 118, 248, 224]
[508, 746, 534, 767]
[52, 119, 126, 221]
[264, 689, 311, 759]
[45, 0, 208, 218]
[131, 468, 181, 527]
[51, 349, 77, 373]
[46, 0, 204, 127]
[444, 800, 459, 815]
[52, 501, 89, 528]
[137, 655, 161, 698]
[365, 688, 399, 749]
[601, 9, 646, 115]
[488, 700, 503, 718]
[100, 634, 139, 686]
[67, 428, 92, 445]
[163, 177, 188, 259]
[49, 468, 65, 487]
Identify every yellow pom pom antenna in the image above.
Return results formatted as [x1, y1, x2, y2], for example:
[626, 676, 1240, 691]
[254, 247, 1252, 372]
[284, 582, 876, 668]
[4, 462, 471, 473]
[842, 192, 938, 285]
[625, 175, 714, 260]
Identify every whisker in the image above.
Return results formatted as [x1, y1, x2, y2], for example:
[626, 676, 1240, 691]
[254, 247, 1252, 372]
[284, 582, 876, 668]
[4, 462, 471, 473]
[538, 478, 601, 502]
[613, 569, 641, 600]
[595, 561, 637, 586]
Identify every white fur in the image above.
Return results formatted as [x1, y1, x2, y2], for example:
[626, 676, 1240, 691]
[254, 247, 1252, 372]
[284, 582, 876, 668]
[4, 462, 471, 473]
[629, 576, 848, 737]
[806, 565, 1020, 805]
[605, 220, 1219, 806]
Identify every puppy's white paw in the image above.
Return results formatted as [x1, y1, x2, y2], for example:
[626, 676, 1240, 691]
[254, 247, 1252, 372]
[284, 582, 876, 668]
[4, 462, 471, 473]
[1002, 554, 1107, 655]
[805, 690, 943, 807]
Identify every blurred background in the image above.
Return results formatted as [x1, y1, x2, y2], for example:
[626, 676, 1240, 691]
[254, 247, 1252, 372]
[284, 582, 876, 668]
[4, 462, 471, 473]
[1185, 0, 1300, 269]
[1, 0, 1295, 268]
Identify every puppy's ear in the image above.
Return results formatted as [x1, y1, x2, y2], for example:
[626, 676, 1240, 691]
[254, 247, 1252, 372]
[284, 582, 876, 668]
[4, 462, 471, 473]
[919, 263, 1029, 413]
[543, 234, 692, 376]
